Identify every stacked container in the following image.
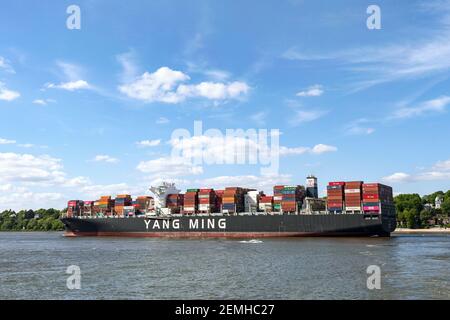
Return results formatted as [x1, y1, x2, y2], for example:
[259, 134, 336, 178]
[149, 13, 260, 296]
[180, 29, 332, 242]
[83, 201, 93, 216]
[215, 190, 224, 213]
[123, 206, 136, 217]
[198, 189, 216, 213]
[259, 196, 273, 213]
[183, 189, 198, 215]
[222, 187, 245, 214]
[244, 190, 260, 212]
[132, 196, 154, 214]
[97, 196, 114, 215]
[281, 185, 305, 213]
[67, 200, 83, 217]
[344, 181, 363, 212]
[114, 195, 132, 216]
[327, 182, 345, 212]
[273, 185, 284, 212]
[166, 194, 184, 214]
[362, 183, 394, 214]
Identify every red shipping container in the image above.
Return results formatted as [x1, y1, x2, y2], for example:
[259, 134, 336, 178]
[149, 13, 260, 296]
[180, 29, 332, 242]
[329, 182, 345, 186]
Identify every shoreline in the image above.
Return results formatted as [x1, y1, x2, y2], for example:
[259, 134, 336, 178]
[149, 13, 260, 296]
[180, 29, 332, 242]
[393, 228, 450, 234]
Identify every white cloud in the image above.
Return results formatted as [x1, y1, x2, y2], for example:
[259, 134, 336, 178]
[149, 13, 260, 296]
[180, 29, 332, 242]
[91, 155, 119, 163]
[280, 144, 338, 156]
[118, 66, 249, 103]
[170, 135, 337, 162]
[0, 56, 15, 74]
[250, 111, 267, 126]
[279, 146, 310, 156]
[0, 152, 65, 185]
[433, 159, 450, 171]
[296, 85, 324, 97]
[117, 51, 139, 82]
[136, 139, 161, 147]
[0, 184, 64, 211]
[17, 143, 34, 148]
[382, 172, 413, 183]
[119, 67, 190, 103]
[177, 81, 249, 100]
[137, 156, 203, 178]
[288, 109, 327, 126]
[0, 138, 16, 145]
[0, 82, 20, 101]
[311, 144, 338, 154]
[46, 80, 91, 91]
[203, 69, 231, 81]
[156, 117, 170, 124]
[33, 99, 47, 106]
[33, 98, 55, 106]
[390, 96, 450, 119]
[282, 5, 450, 90]
[45, 61, 91, 92]
[383, 158, 450, 183]
[186, 62, 232, 81]
[345, 118, 376, 135]
[57, 61, 84, 81]
[63, 176, 92, 187]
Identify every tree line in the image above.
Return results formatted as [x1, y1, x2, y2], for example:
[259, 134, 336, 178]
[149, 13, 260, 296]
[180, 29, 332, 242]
[395, 190, 450, 229]
[0, 209, 64, 231]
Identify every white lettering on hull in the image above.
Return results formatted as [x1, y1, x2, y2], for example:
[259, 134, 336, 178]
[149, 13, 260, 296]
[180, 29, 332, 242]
[144, 218, 226, 230]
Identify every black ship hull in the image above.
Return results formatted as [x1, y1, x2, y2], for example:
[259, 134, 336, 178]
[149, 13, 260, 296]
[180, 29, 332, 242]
[61, 213, 396, 238]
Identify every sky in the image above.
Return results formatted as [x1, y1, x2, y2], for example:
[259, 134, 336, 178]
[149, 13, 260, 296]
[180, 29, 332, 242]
[0, 0, 450, 210]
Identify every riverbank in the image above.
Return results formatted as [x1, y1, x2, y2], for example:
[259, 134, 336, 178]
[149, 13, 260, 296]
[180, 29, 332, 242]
[393, 227, 450, 234]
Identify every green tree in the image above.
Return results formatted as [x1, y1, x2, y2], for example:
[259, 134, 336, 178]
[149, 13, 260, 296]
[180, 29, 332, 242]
[404, 209, 420, 229]
[444, 190, 450, 202]
[395, 194, 423, 213]
[1, 219, 15, 231]
[441, 198, 450, 216]
[420, 209, 433, 227]
[397, 211, 406, 227]
[422, 191, 444, 205]
[51, 219, 64, 230]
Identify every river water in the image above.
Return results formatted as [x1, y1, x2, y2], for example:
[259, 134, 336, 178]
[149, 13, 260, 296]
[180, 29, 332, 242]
[0, 232, 449, 300]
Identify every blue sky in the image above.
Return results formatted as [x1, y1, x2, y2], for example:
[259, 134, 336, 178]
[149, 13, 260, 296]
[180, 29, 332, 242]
[1, 0, 450, 210]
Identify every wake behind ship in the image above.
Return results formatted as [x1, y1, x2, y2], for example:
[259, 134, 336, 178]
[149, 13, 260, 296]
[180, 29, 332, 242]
[61, 177, 397, 238]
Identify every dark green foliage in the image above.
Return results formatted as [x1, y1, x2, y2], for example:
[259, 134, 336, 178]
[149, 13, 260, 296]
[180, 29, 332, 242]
[0, 209, 64, 231]
[395, 190, 450, 229]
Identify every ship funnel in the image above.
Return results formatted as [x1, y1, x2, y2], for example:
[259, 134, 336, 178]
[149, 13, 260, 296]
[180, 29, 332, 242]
[306, 175, 318, 199]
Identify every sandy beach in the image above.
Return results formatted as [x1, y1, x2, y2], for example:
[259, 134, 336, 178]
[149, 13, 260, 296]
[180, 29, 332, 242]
[393, 228, 450, 234]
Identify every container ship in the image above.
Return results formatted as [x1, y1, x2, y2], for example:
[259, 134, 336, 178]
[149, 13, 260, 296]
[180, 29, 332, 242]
[61, 176, 397, 238]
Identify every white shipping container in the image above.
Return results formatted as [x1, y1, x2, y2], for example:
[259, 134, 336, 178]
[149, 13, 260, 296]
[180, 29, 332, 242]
[345, 189, 361, 193]
[345, 206, 362, 211]
[259, 204, 272, 211]
[183, 206, 196, 211]
[273, 196, 282, 201]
